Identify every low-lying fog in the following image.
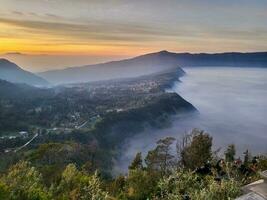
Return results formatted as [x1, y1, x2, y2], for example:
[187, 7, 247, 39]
[114, 67, 267, 174]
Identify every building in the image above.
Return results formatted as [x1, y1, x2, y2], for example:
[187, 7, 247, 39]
[19, 131, 28, 138]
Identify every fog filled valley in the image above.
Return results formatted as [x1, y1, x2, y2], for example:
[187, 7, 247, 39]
[117, 67, 267, 173]
[175, 67, 267, 153]
[2, 0, 267, 198]
[0, 51, 267, 199]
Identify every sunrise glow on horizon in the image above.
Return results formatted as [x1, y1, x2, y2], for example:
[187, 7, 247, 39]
[1, 0, 267, 55]
[0, 0, 267, 72]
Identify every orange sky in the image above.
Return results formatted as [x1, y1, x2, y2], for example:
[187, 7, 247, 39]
[0, 0, 266, 71]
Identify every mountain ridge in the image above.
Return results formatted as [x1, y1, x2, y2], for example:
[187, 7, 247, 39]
[38, 50, 267, 85]
[0, 59, 49, 86]
[0, 79, 53, 100]
[0, 58, 20, 70]
[40, 50, 267, 73]
[38, 51, 186, 84]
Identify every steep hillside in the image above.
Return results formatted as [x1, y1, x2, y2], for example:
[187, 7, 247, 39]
[38, 51, 185, 84]
[39, 51, 267, 85]
[0, 79, 52, 99]
[0, 59, 49, 86]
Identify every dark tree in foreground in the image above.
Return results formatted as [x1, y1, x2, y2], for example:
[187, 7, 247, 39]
[145, 137, 175, 176]
[225, 144, 236, 163]
[180, 129, 212, 170]
[129, 152, 143, 170]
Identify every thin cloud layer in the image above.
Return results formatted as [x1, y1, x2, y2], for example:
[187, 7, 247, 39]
[0, 0, 266, 71]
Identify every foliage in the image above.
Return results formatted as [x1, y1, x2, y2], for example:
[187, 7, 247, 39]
[158, 171, 240, 200]
[0, 161, 108, 200]
[225, 144, 236, 163]
[1, 161, 50, 200]
[52, 163, 108, 200]
[0, 129, 266, 200]
[129, 152, 143, 170]
[0, 180, 9, 200]
[126, 169, 158, 200]
[180, 129, 212, 170]
[258, 155, 267, 170]
[145, 137, 175, 176]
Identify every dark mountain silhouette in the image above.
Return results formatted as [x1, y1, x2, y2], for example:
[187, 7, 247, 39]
[0, 59, 49, 86]
[38, 51, 185, 84]
[0, 79, 52, 99]
[167, 51, 267, 67]
[39, 51, 267, 85]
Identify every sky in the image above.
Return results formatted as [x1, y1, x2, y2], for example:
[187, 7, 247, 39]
[0, 0, 267, 72]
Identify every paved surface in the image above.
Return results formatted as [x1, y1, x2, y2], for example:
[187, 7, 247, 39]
[236, 192, 266, 200]
[14, 133, 38, 152]
[236, 178, 267, 200]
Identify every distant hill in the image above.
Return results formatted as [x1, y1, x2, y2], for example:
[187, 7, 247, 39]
[39, 51, 267, 85]
[167, 51, 267, 67]
[0, 59, 49, 86]
[0, 79, 51, 99]
[38, 51, 185, 85]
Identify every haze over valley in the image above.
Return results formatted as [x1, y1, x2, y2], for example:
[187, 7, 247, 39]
[1, 52, 267, 173]
[1, 1, 267, 199]
[38, 51, 267, 84]
[117, 67, 267, 172]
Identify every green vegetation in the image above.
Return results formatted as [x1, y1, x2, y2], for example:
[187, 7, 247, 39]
[0, 71, 195, 178]
[0, 161, 107, 200]
[0, 70, 191, 136]
[158, 171, 240, 200]
[0, 129, 266, 200]
[0, 72, 266, 199]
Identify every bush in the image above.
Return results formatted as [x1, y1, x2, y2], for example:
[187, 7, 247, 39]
[158, 171, 240, 200]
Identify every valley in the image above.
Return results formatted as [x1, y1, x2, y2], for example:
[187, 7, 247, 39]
[0, 52, 267, 199]
[0, 67, 196, 176]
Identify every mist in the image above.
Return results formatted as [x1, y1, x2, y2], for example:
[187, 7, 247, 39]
[1, 53, 127, 73]
[114, 67, 267, 174]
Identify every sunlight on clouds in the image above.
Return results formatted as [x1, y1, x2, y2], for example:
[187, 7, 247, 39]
[0, 0, 266, 56]
[0, 18, 175, 56]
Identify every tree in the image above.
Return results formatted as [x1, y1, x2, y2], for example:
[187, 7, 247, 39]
[156, 137, 176, 174]
[126, 169, 158, 200]
[53, 163, 108, 200]
[2, 161, 50, 200]
[158, 170, 241, 200]
[243, 149, 250, 166]
[129, 152, 143, 170]
[108, 175, 126, 198]
[258, 155, 267, 170]
[145, 137, 175, 175]
[145, 149, 159, 172]
[0, 181, 9, 200]
[225, 144, 236, 163]
[180, 129, 212, 170]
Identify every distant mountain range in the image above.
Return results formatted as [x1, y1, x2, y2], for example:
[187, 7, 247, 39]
[1, 51, 266, 86]
[38, 51, 185, 85]
[0, 59, 49, 86]
[0, 79, 51, 99]
[39, 51, 267, 85]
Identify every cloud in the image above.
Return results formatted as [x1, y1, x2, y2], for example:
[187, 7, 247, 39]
[12, 11, 24, 16]
[0, 0, 266, 54]
[0, 17, 188, 43]
[44, 13, 62, 19]
[3, 52, 25, 55]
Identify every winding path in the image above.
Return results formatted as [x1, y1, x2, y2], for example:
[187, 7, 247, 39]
[14, 133, 38, 152]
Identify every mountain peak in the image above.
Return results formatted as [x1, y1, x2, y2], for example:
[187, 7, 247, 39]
[153, 50, 178, 57]
[0, 58, 14, 64]
[0, 58, 49, 86]
[0, 58, 20, 70]
[135, 50, 174, 59]
[158, 50, 170, 54]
